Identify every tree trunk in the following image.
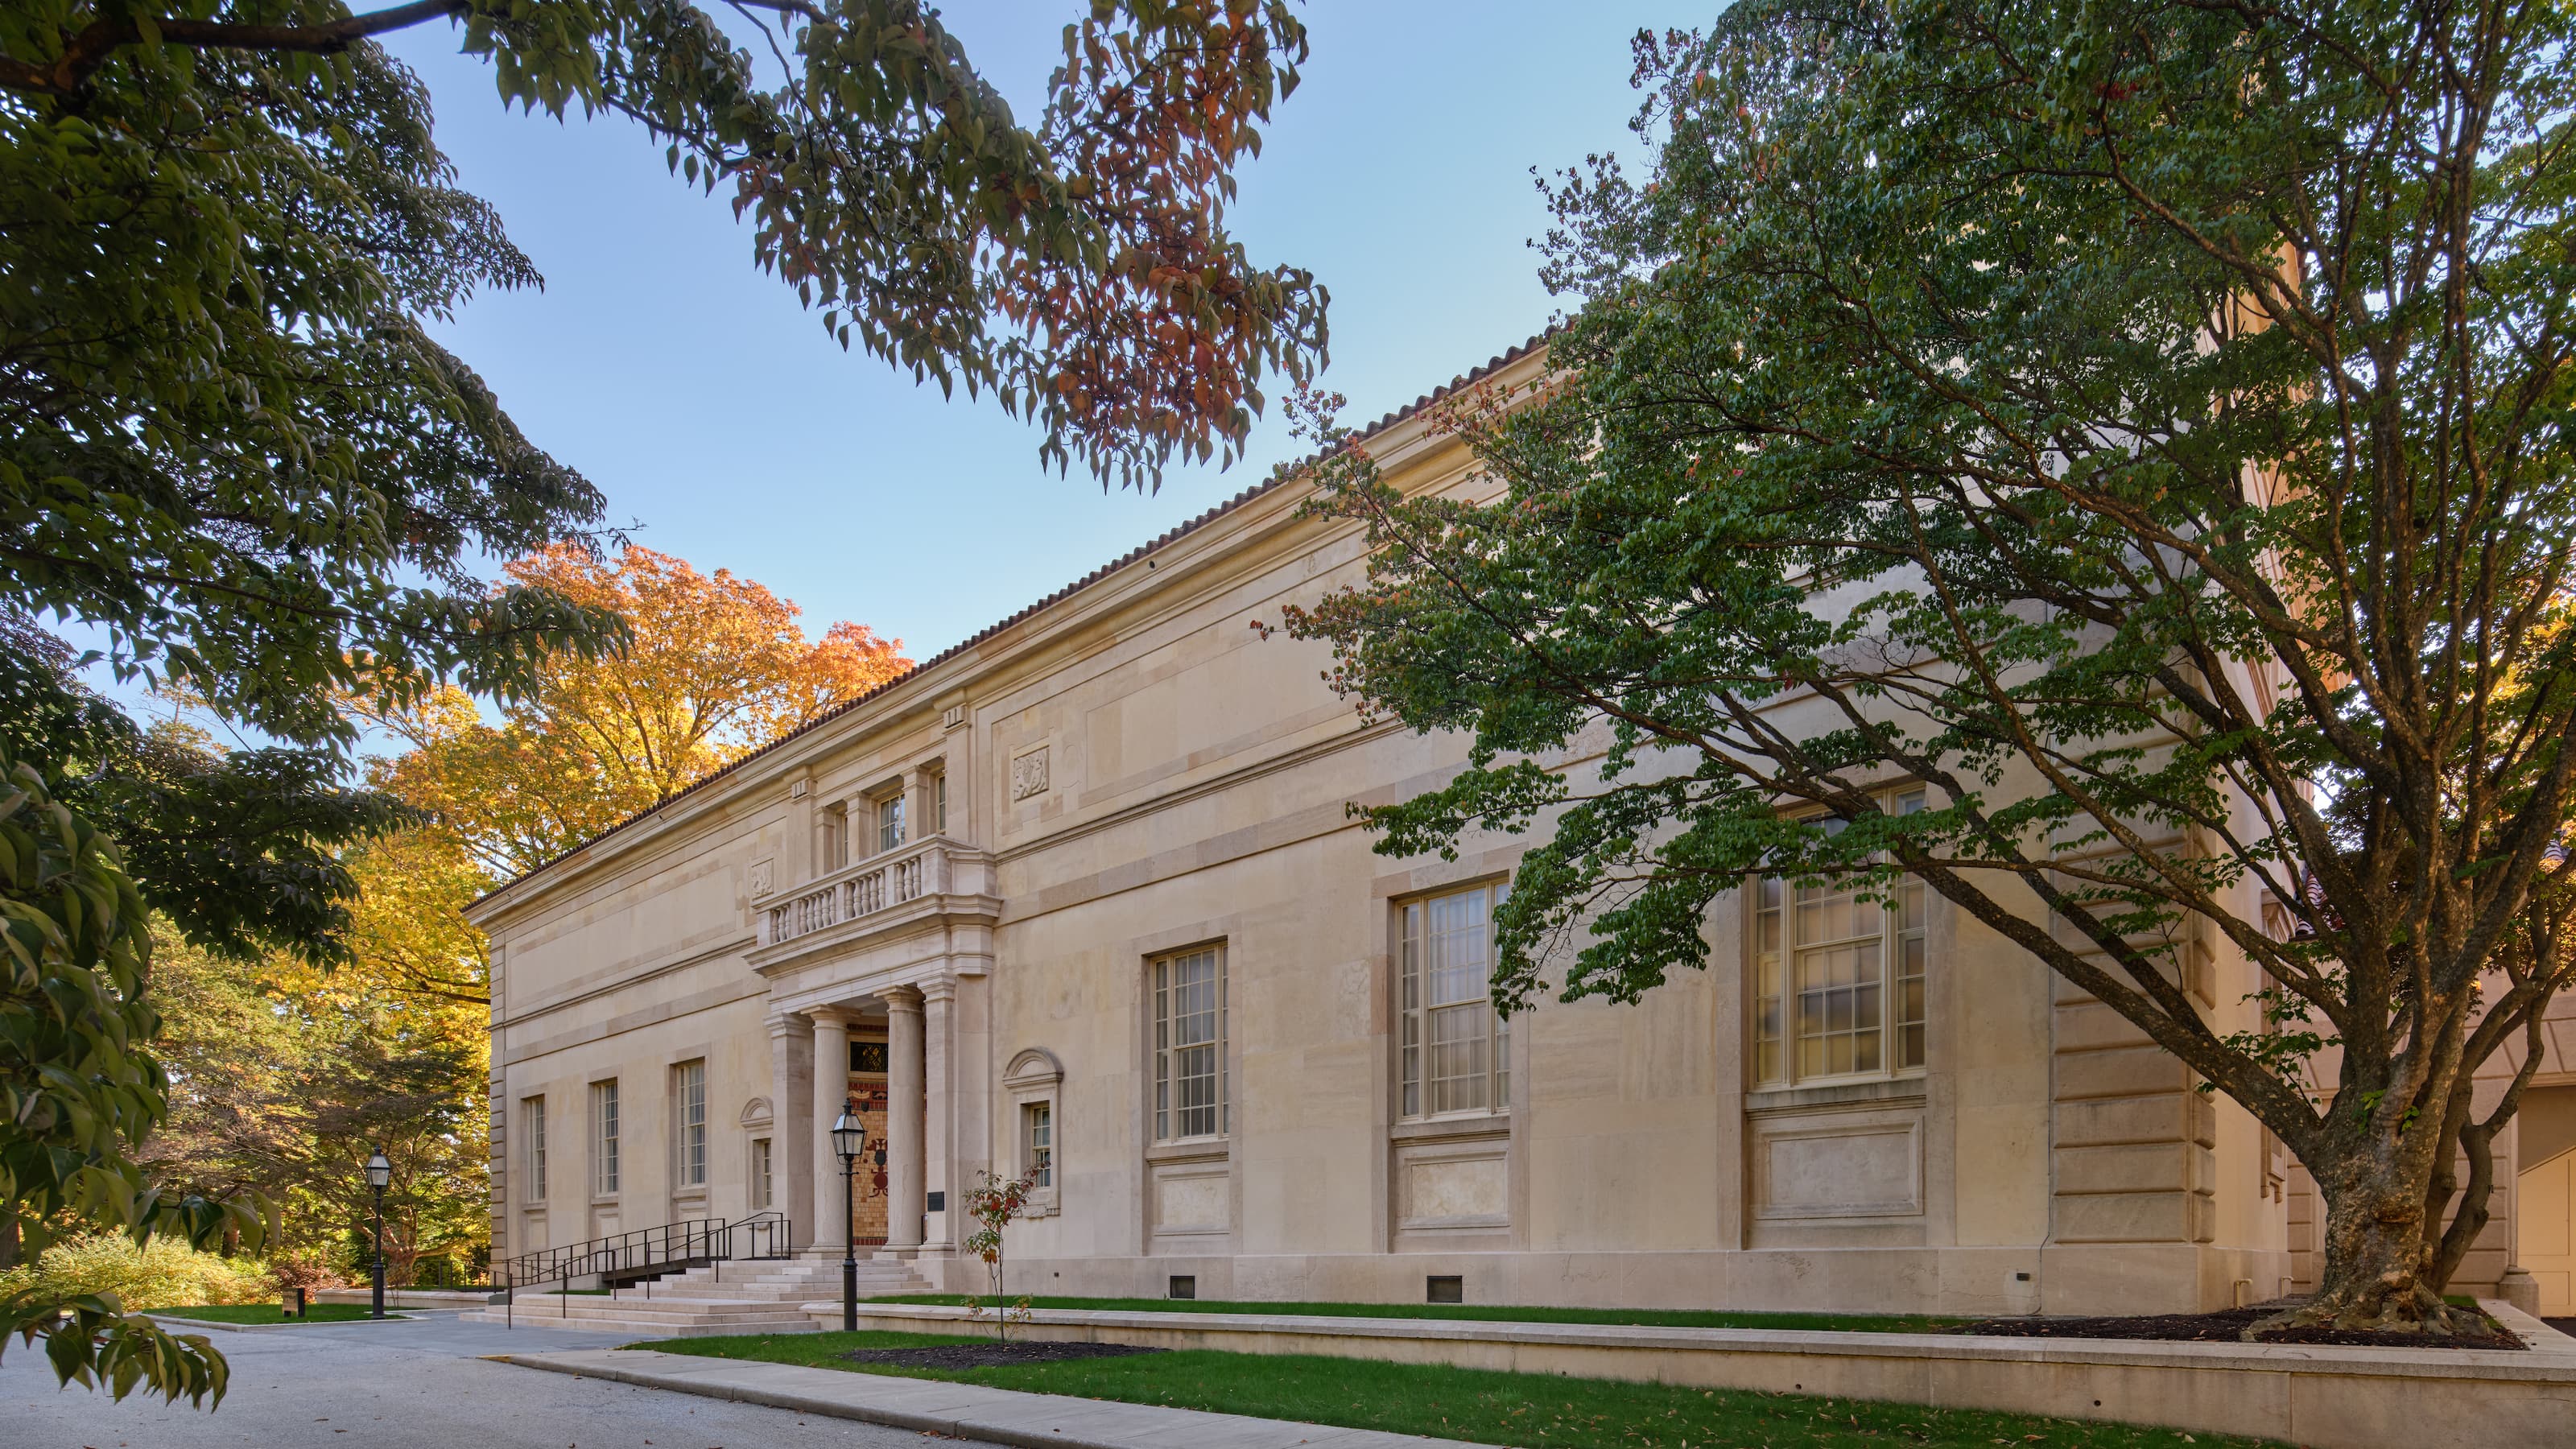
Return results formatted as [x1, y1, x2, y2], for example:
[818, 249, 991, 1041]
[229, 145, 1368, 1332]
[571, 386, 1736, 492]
[2277, 1159, 2486, 1335]
[2429, 1112, 2503, 1290]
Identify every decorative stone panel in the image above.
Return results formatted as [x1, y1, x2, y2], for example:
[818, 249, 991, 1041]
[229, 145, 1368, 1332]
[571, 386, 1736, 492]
[1010, 746, 1051, 801]
[1751, 1109, 1924, 1221]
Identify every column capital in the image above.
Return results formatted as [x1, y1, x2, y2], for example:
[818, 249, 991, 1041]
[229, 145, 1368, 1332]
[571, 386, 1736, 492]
[810, 1003, 867, 1027]
[918, 975, 958, 1007]
[766, 1011, 810, 1038]
[881, 985, 925, 1017]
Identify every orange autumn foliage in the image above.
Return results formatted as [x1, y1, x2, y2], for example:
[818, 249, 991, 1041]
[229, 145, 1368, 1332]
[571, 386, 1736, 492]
[368, 545, 906, 876]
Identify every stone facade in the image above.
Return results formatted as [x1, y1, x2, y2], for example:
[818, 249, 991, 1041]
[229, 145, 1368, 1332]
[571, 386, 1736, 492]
[470, 341, 2576, 1317]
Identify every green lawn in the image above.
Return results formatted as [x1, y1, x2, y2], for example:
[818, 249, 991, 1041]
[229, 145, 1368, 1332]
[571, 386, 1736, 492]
[863, 1293, 1959, 1334]
[646, 1330, 2284, 1449]
[153, 1303, 385, 1325]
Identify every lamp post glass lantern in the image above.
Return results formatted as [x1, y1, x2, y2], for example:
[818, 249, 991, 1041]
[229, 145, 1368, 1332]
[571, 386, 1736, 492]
[364, 1147, 391, 1319]
[832, 1113, 866, 1332]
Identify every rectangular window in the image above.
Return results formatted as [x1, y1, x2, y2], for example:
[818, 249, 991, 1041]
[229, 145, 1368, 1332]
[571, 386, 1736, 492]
[877, 793, 906, 854]
[673, 1059, 708, 1187]
[932, 771, 948, 835]
[521, 1096, 547, 1201]
[1152, 945, 1226, 1140]
[1752, 788, 1929, 1087]
[751, 1137, 773, 1209]
[590, 1080, 620, 1195]
[1401, 883, 1511, 1117]
[1022, 1101, 1053, 1188]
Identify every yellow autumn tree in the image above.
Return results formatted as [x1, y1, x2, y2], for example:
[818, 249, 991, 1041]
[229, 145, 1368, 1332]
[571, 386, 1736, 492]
[144, 545, 914, 1283]
[367, 544, 910, 876]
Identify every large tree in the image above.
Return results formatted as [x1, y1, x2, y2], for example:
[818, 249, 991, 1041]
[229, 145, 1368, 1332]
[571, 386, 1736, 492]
[1284, 0, 2576, 1335]
[148, 924, 493, 1286]
[5, 0, 1317, 1397]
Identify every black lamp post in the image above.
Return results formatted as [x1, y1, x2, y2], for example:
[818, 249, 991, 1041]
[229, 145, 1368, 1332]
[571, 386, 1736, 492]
[831, 1112, 866, 1332]
[363, 1146, 391, 1319]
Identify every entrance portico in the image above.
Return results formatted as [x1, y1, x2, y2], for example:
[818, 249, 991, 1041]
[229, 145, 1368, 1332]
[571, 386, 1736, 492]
[750, 825, 998, 1266]
[770, 975, 987, 1261]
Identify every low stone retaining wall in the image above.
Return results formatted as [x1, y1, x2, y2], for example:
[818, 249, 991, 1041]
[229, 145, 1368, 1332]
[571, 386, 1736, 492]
[141, 1311, 415, 1333]
[313, 1288, 492, 1311]
[797, 1299, 2576, 1449]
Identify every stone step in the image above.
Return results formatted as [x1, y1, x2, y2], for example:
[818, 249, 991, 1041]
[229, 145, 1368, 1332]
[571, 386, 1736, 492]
[669, 1265, 919, 1282]
[457, 1307, 817, 1337]
[650, 1261, 930, 1302]
[496, 1296, 807, 1316]
[658, 1272, 923, 1292]
[664, 1263, 917, 1274]
[473, 1298, 818, 1325]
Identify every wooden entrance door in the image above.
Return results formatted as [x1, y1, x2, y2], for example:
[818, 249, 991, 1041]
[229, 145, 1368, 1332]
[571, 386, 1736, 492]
[844, 1033, 891, 1246]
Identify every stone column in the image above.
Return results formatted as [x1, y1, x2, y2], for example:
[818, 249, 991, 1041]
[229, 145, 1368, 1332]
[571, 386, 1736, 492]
[921, 977, 956, 1249]
[886, 987, 927, 1251]
[767, 1012, 815, 1250]
[810, 1007, 856, 1254]
[950, 972, 992, 1220]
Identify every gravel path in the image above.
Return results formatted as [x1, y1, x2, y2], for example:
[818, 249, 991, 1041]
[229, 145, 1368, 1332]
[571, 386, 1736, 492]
[0, 1311, 999, 1449]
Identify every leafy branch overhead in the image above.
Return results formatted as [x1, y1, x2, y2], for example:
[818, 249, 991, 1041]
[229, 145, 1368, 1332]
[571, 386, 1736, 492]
[4, 0, 1326, 503]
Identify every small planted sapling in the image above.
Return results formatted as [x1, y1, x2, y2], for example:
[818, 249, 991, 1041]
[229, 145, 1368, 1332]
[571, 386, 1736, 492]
[960, 1170, 1038, 1341]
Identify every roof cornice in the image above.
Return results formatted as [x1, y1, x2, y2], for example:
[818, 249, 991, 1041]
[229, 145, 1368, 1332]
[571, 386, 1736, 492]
[464, 334, 1551, 924]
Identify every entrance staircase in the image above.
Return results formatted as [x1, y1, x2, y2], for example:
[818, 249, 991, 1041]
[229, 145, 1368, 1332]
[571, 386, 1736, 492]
[464, 1253, 933, 1336]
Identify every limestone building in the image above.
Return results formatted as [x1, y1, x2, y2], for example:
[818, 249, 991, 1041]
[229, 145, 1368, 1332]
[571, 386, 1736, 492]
[472, 340, 2575, 1319]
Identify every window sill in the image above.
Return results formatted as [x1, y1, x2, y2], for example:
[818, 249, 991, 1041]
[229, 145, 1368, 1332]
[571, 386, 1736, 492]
[1389, 1113, 1512, 1144]
[1145, 1138, 1229, 1165]
[1746, 1076, 1926, 1115]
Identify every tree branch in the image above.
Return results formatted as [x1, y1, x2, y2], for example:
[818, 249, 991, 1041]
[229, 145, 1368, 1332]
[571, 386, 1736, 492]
[2, 1, 465, 97]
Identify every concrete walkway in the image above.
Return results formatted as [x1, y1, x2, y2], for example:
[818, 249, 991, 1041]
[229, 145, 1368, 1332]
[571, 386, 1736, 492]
[0, 1311, 985, 1449]
[502, 1345, 1492, 1449]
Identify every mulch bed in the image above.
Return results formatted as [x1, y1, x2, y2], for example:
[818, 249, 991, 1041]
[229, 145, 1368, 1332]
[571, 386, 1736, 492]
[841, 1340, 1166, 1369]
[1955, 1307, 2525, 1351]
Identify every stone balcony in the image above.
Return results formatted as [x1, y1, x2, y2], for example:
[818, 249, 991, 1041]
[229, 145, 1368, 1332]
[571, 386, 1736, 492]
[747, 835, 1000, 968]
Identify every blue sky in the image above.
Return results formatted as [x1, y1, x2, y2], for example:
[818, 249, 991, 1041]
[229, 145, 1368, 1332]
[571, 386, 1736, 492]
[353, 2, 1710, 667]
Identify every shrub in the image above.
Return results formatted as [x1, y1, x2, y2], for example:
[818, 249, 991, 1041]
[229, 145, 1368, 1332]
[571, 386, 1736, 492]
[265, 1252, 349, 1295]
[0, 1232, 275, 1312]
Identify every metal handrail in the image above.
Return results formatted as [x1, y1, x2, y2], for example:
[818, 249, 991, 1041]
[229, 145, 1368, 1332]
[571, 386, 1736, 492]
[493, 1211, 793, 1325]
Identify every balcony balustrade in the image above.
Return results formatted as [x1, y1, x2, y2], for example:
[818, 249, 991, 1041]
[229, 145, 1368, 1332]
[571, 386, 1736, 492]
[758, 835, 982, 947]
